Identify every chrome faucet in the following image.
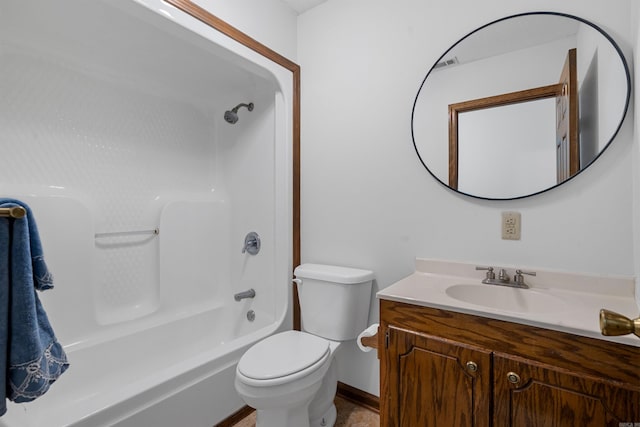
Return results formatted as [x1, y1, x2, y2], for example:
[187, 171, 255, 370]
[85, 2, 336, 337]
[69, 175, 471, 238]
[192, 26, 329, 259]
[475, 266, 535, 289]
[498, 268, 510, 283]
[234, 288, 256, 301]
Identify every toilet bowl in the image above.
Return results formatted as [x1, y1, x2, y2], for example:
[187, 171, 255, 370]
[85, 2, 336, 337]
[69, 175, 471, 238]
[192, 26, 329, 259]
[235, 331, 341, 427]
[234, 264, 374, 427]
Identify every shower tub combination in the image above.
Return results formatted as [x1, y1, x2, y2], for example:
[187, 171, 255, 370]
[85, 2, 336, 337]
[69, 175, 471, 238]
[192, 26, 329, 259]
[0, 0, 294, 425]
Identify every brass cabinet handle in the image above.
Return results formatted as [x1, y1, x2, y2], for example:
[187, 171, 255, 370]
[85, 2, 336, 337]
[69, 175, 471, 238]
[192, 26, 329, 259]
[600, 309, 640, 338]
[466, 361, 478, 373]
[507, 372, 521, 384]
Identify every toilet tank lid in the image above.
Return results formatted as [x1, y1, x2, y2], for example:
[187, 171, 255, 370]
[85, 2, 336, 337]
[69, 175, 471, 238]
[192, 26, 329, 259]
[294, 263, 374, 284]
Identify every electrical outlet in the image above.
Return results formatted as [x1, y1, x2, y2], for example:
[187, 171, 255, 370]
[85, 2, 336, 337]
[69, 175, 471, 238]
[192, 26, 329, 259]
[502, 211, 521, 240]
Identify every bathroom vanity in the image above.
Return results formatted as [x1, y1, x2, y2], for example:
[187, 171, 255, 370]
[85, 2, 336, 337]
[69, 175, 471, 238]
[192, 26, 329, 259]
[390, 9, 639, 425]
[377, 259, 640, 426]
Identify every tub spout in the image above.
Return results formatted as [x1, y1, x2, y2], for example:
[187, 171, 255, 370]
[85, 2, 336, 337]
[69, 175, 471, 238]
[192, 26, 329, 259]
[234, 289, 256, 301]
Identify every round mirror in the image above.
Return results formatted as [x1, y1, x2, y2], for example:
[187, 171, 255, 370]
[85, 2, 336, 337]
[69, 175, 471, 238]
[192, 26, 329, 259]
[412, 12, 630, 200]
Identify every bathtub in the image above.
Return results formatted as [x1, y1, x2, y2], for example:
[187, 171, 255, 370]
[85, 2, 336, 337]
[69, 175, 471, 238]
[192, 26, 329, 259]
[0, 0, 294, 425]
[1, 303, 278, 427]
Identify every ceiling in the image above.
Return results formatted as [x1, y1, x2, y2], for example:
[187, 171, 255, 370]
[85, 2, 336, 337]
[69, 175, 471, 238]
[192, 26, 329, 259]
[281, 0, 328, 14]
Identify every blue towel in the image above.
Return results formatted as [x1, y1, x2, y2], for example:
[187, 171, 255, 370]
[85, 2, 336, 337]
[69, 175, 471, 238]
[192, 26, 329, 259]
[0, 199, 69, 416]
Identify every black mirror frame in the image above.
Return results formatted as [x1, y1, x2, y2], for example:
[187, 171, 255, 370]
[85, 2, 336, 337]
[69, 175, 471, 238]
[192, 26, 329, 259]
[411, 11, 631, 201]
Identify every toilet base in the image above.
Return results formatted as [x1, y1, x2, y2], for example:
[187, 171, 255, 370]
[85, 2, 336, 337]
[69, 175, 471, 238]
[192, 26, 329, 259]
[256, 405, 312, 427]
[310, 402, 336, 427]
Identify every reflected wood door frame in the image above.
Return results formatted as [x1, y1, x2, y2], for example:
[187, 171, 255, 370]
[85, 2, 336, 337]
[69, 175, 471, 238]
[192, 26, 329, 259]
[448, 83, 563, 189]
[556, 48, 579, 182]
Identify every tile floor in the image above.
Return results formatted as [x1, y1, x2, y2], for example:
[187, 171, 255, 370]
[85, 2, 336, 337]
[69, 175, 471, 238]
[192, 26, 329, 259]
[232, 396, 380, 426]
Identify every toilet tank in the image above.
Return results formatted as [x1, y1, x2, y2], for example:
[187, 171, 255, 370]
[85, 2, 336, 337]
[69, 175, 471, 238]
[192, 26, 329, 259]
[294, 264, 374, 341]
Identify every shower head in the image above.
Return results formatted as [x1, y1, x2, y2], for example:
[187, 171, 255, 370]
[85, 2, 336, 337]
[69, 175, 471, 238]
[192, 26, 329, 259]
[224, 102, 254, 124]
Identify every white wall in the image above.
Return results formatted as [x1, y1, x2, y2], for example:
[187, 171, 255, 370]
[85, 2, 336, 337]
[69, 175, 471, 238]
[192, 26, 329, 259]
[298, 0, 635, 396]
[192, 0, 298, 61]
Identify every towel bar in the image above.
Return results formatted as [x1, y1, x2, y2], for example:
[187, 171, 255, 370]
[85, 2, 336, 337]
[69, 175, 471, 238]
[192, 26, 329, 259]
[94, 228, 159, 238]
[0, 206, 27, 219]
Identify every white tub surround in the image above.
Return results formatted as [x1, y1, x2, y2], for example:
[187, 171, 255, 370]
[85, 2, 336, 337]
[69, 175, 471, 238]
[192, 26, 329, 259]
[378, 258, 639, 347]
[0, 0, 296, 424]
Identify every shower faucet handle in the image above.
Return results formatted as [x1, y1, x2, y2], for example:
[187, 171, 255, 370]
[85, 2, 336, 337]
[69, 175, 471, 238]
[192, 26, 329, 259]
[242, 231, 261, 255]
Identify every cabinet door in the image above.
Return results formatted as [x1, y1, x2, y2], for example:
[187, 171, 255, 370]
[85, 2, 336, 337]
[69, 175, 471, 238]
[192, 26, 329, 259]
[381, 326, 491, 427]
[494, 354, 640, 427]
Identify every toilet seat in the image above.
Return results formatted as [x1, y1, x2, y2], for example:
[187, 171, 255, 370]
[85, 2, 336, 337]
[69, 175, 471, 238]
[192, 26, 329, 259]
[237, 331, 330, 387]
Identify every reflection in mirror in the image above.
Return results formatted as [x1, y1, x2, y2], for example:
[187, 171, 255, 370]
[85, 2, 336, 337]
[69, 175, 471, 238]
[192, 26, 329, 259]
[449, 83, 565, 194]
[457, 96, 557, 197]
[412, 12, 630, 200]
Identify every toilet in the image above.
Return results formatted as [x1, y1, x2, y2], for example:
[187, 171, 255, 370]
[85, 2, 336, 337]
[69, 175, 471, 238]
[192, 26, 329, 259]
[235, 263, 374, 427]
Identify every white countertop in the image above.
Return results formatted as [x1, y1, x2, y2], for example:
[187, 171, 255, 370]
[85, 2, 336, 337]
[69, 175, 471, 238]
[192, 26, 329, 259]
[377, 258, 640, 348]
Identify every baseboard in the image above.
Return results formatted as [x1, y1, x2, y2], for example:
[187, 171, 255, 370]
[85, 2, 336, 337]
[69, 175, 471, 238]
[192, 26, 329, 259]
[337, 381, 380, 414]
[214, 382, 379, 426]
[213, 405, 254, 427]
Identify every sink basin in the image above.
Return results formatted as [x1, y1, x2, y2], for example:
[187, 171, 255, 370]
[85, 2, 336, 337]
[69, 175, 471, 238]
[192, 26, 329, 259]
[445, 284, 565, 313]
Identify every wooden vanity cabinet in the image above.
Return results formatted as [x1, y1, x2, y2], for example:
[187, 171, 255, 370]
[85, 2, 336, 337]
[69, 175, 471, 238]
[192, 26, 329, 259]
[379, 299, 640, 427]
[493, 353, 640, 426]
[384, 325, 491, 426]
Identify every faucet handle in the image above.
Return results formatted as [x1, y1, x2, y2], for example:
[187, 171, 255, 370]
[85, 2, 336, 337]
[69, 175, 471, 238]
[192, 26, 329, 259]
[514, 269, 536, 286]
[515, 269, 536, 276]
[475, 266, 495, 280]
[242, 232, 261, 255]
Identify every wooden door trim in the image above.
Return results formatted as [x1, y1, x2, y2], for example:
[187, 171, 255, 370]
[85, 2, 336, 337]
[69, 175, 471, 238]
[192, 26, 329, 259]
[448, 83, 563, 189]
[163, 0, 302, 330]
[558, 48, 579, 178]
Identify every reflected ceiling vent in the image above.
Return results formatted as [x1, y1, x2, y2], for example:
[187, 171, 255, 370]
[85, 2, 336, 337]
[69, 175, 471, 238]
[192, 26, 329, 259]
[433, 56, 459, 71]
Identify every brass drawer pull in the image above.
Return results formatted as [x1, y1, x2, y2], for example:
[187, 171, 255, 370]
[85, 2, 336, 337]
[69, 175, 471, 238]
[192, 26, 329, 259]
[466, 361, 478, 373]
[507, 372, 521, 384]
